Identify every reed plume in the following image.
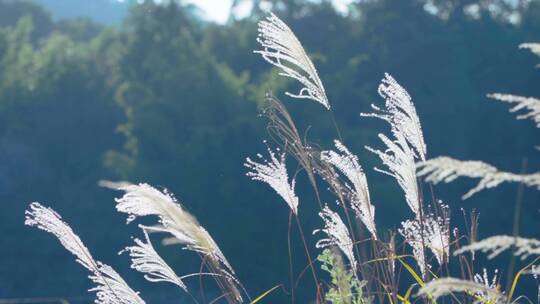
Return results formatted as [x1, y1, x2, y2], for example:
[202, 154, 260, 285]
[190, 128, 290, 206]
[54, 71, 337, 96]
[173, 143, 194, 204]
[314, 205, 358, 273]
[321, 140, 377, 239]
[103, 182, 243, 303]
[418, 277, 504, 303]
[122, 227, 187, 291]
[417, 156, 540, 199]
[455, 235, 540, 260]
[245, 147, 299, 214]
[25, 202, 145, 304]
[488, 93, 540, 128]
[255, 13, 329, 109]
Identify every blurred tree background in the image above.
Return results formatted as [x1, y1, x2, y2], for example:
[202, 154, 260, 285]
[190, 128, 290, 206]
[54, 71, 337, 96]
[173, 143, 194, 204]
[0, 0, 539, 303]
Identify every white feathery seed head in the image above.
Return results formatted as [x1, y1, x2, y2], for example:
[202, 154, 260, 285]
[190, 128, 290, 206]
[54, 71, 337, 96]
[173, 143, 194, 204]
[245, 147, 299, 214]
[520, 42, 540, 55]
[363, 74, 425, 217]
[122, 227, 187, 291]
[454, 235, 540, 260]
[255, 12, 329, 109]
[424, 205, 451, 266]
[488, 93, 540, 128]
[367, 132, 420, 216]
[399, 205, 450, 274]
[399, 218, 428, 277]
[417, 157, 498, 184]
[90, 263, 146, 304]
[25, 202, 95, 271]
[417, 156, 540, 199]
[25, 203, 145, 304]
[321, 140, 376, 239]
[474, 268, 500, 301]
[520, 42, 540, 65]
[105, 182, 235, 275]
[362, 73, 426, 161]
[418, 277, 504, 303]
[314, 205, 357, 272]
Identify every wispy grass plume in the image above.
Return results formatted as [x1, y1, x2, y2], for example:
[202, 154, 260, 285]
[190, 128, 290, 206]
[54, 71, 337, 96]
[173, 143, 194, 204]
[455, 235, 540, 260]
[399, 218, 428, 277]
[321, 140, 377, 239]
[103, 182, 243, 303]
[474, 268, 500, 302]
[417, 277, 504, 303]
[417, 156, 540, 199]
[314, 205, 358, 273]
[255, 12, 329, 109]
[488, 93, 540, 128]
[122, 227, 187, 291]
[362, 74, 425, 217]
[245, 147, 299, 214]
[25, 202, 145, 304]
[362, 73, 426, 161]
[366, 132, 420, 216]
[520, 42, 540, 66]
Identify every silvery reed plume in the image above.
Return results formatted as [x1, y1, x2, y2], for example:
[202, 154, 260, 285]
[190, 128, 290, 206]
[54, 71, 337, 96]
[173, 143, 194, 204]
[474, 268, 500, 302]
[454, 235, 540, 260]
[244, 147, 299, 215]
[25, 202, 146, 304]
[122, 228, 187, 291]
[255, 12, 329, 109]
[417, 156, 540, 199]
[314, 205, 358, 273]
[398, 203, 450, 276]
[488, 93, 540, 128]
[103, 181, 244, 303]
[321, 140, 377, 239]
[417, 278, 504, 303]
[362, 74, 425, 217]
[520, 43, 540, 66]
[362, 73, 427, 161]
